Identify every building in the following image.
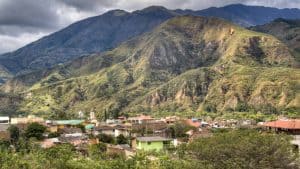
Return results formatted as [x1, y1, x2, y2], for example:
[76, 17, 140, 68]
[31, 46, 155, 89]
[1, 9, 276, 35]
[262, 119, 300, 151]
[107, 144, 134, 158]
[131, 121, 168, 137]
[11, 115, 44, 124]
[185, 118, 201, 128]
[135, 136, 173, 151]
[262, 119, 300, 134]
[128, 115, 154, 124]
[94, 124, 130, 137]
[0, 116, 9, 124]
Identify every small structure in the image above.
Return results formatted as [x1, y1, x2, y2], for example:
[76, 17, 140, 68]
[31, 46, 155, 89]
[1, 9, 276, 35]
[135, 136, 172, 151]
[0, 116, 9, 124]
[40, 138, 60, 148]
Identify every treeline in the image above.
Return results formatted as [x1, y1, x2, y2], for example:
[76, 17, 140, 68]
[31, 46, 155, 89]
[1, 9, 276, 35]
[0, 129, 299, 169]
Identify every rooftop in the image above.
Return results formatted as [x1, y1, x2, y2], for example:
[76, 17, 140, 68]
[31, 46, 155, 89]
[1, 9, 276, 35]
[137, 136, 172, 142]
[128, 115, 153, 121]
[263, 119, 300, 129]
[0, 116, 9, 121]
[53, 120, 84, 125]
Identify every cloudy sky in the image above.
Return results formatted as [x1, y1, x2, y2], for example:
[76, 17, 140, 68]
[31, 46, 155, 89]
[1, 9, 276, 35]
[0, 0, 299, 54]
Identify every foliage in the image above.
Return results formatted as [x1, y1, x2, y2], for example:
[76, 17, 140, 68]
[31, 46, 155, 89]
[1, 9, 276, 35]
[116, 134, 128, 144]
[88, 143, 107, 160]
[98, 133, 115, 144]
[24, 122, 46, 140]
[181, 130, 299, 169]
[47, 132, 60, 138]
[7, 125, 19, 145]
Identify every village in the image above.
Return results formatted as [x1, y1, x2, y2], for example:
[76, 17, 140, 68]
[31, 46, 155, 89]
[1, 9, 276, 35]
[0, 112, 299, 158]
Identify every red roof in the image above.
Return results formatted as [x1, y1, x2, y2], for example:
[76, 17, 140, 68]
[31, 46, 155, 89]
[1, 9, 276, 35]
[185, 119, 201, 128]
[263, 119, 300, 129]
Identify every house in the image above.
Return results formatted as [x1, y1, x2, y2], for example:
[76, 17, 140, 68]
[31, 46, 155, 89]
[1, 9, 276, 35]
[135, 136, 173, 151]
[11, 115, 44, 124]
[58, 127, 82, 134]
[163, 116, 180, 124]
[128, 115, 154, 124]
[185, 118, 201, 128]
[131, 121, 168, 137]
[262, 119, 300, 134]
[49, 120, 85, 132]
[94, 125, 130, 137]
[107, 144, 135, 158]
[40, 138, 60, 148]
[59, 133, 88, 146]
[262, 119, 300, 152]
[0, 116, 9, 124]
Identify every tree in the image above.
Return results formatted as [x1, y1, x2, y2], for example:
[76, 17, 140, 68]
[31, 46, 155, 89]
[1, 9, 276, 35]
[116, 134, 127, 144]
[25, 123, 46, 140]
[48, 132, 60, 138]
[88, 143, 107, 160]
[7, 125, 19, 145]
[184, 130, 299, 169]
[98, 133, 115, 144]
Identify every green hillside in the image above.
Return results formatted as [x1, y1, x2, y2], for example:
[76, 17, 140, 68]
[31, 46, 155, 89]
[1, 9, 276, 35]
[2, 16, 299, 118]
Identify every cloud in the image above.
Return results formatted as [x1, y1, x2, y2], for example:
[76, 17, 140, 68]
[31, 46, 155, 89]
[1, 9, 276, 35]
[0, 0, 299, 54]
[0, 32, 47, 53]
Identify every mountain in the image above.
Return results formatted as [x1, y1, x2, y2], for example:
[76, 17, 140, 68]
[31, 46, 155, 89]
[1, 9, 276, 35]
[2, 16, 299, 118]
[185, 4, 300, 27]
[0, 6, 177, 79]
[250, 18, 300, 62]
[1, 4, 300, 82]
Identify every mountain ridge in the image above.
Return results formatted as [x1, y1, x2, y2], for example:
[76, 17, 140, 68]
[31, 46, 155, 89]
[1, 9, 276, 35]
[1, 4, 300, 82]
[2, 16, 299, 118]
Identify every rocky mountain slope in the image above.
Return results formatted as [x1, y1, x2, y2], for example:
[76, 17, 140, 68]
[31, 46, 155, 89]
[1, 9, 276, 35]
[1, 4, 300, 82]
[250, 18, 300, 62]
[2, 16, 299, 118]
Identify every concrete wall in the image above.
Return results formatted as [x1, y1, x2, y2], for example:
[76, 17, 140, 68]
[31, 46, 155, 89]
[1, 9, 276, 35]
[136, 141, 164, 151]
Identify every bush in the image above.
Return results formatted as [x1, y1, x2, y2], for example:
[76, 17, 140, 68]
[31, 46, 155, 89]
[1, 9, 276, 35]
[25, 123, 46, 140]
[98, 133, 115, 144]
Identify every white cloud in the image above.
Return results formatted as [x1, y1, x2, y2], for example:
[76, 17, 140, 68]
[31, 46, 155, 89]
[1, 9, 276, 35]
[0, 32, 47, 53]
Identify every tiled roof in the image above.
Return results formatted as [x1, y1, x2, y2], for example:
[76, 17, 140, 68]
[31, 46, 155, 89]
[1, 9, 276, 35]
[263, 119, 300, 129]
[128, 115, 153, 121]
[185, 119, 201, 128]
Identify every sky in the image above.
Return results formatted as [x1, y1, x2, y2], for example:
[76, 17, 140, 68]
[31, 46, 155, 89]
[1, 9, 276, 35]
[0, 0, 299, 54]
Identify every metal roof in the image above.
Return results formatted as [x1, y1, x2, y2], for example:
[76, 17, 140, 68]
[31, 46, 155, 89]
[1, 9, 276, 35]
[53, 120, 84, 125]
[137, 136, 172, 142]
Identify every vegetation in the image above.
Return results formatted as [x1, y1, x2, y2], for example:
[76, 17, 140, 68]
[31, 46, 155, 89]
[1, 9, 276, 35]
[0, 16, 299, 119]
[0, 129, 298, 169]
[24, 122, 46, 140]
